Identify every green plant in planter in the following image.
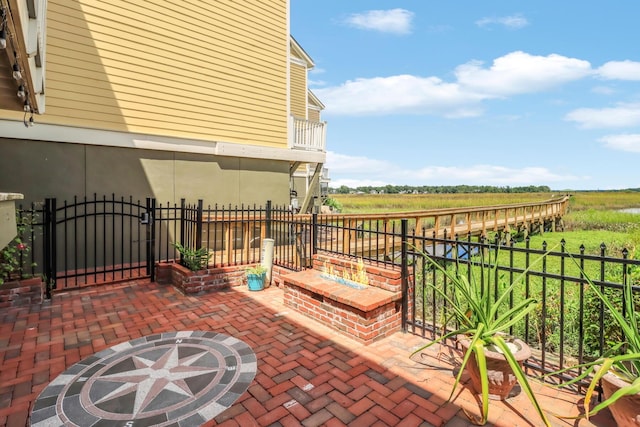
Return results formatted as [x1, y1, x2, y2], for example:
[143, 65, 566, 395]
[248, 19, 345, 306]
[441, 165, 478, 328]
[410, 246, 551, 426]
[245, 264, 267, 275]
[550, 260, 640, 424]
[172, 242, 211, 272]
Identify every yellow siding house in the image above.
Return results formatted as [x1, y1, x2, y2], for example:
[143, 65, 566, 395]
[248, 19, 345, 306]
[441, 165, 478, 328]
[0, 0, 326, 209]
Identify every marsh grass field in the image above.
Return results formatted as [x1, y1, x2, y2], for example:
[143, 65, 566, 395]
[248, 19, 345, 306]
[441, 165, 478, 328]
[333, 191, 640, 256]
[333, 191, 640, 213]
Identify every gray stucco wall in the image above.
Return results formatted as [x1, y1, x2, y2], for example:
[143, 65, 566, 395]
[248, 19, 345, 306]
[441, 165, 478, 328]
[0, 138, 290, 207]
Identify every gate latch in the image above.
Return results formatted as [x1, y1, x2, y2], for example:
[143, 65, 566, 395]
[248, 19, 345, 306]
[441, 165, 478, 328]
[140, 212, 151, 224]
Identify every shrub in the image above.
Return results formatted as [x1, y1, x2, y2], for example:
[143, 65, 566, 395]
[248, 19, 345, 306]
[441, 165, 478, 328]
[0, 209, 36, 285]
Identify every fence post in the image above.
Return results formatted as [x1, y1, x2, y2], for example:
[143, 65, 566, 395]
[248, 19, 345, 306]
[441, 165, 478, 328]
[42, 198, 57, 297]
[196, 199, 203, 249]
[179, 198, 186, 264]
[266, 200, 272, 239]
[43, 199, 51, 298]
[312, 213, 318, 255]
[146, 198, 157, 282]
[401, 219, 408, 333]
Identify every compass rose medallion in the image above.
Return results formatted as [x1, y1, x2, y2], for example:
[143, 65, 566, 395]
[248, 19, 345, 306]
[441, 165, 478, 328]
[30, 332, 257, 427]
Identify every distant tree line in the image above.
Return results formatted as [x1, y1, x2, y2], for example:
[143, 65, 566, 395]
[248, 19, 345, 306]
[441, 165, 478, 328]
[330, 185, 552, 195]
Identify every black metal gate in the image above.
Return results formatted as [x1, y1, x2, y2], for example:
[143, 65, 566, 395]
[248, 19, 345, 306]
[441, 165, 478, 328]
[42, 195, 156, 295]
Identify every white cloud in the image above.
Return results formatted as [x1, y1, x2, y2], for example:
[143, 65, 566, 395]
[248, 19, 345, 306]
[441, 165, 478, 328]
[317, 51, 592, 116]
[327, 151, 394, 173]
[476, 14, 529, 29]
[455, 51, 592, 96]
[315, 75, 484, 116]
[565, 103, 640, 129]
[600, 134, 640, 152]
[343, 9, 414, 35]
[326, 152, 579, 187]
[410, 165, 576, 185]
[597, 60, 640, 81]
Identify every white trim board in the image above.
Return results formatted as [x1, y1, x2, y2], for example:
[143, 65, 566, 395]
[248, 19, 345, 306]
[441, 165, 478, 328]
[0, 120, 326, 163]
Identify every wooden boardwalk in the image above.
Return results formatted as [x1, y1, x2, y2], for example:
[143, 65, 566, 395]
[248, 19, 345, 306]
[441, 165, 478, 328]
[181, 195, 572, 268]
[295, 195, 571, 261]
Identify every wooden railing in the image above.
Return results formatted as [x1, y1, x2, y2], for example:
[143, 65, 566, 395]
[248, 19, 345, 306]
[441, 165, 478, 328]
[304, 195, 570, 235]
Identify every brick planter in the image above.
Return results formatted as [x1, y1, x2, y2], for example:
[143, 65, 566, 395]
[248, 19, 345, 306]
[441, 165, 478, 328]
[312, 253, 402, 292]
[156, 262, 245, 295]
[0, 277, 45, 308]
[283, 255, 403, 345]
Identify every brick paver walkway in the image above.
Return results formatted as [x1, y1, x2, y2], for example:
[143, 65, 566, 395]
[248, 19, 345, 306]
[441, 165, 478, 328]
[0, 280, 617, 426]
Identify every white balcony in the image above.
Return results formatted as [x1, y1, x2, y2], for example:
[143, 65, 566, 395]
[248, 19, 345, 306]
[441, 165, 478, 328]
[289, 117, 326, 152]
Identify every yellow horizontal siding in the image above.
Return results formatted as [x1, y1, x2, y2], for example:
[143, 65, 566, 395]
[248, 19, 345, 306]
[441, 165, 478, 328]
[45, 106, 278, 147]
[47, 5, 285, 72]
[46, 25, 284, 82]
[308, 109, 320, 122]
[290, 63, 307, 118]
[41, 0, 289, 147]
[48, 53, 285, 110]
[49, 79, 285, 124]
[48, 96, 285, 136]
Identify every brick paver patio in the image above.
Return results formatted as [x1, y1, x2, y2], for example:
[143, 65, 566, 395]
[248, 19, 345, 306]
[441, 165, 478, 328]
[0, 279, 617, 426]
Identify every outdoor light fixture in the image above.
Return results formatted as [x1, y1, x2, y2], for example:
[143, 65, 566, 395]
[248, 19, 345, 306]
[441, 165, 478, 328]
[17, 84, 25, 99]
[0, 8, 5, 49]
[23, 92, 34, 127]
[23, 109, 34, 127]
[12, 62, 21, 80]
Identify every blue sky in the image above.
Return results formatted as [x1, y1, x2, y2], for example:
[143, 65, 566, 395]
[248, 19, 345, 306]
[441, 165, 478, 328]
[290, 1, 640, 191]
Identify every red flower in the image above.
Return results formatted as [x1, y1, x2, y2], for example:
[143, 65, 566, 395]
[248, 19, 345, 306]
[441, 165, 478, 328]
[16, 243, 27, 251]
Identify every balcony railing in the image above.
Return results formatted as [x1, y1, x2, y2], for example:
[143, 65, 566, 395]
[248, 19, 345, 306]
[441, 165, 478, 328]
[289, 117, 326, 152]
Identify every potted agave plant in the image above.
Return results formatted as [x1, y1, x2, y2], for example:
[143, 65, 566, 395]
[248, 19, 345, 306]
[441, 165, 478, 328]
[556, 267, 640, 426]
[173, 242, 210, 271]
[411, 246, 551, 426]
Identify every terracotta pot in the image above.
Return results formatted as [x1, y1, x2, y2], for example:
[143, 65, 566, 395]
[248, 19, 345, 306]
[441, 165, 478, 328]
[459, 337, 531, 400]
[600, 370, 640, 426]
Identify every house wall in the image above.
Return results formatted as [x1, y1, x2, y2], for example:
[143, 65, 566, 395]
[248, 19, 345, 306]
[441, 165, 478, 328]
[308, 108, 321, 122]
[39, 0, 288, 147]
[0, 1, 331, 208]
[290, 62, 307, 119]
[0, 138, 290, 206]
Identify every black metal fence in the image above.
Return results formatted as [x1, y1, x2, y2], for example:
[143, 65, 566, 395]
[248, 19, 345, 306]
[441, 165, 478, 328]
[6, 196, 316, 295]
[39, 195, 155, 294]
[5, 196, 639, 385]
[173, 200, 313, 271]
[402, 222, 640, 387]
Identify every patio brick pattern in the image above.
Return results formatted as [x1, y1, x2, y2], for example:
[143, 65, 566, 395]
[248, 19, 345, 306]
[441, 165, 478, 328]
[0, 279, 617, 427]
